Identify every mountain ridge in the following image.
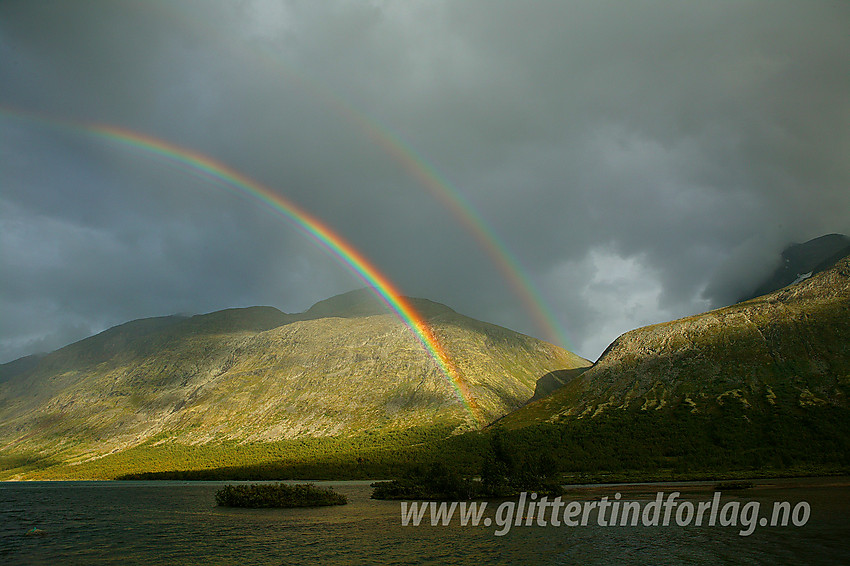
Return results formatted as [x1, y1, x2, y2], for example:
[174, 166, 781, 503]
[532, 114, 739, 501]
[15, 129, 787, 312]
[0, 291, 590, 478]
[739, 233, 850, 302]
[497, 252, 850, 428]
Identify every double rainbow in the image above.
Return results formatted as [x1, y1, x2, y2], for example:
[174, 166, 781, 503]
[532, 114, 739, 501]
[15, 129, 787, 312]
[146, 2, 575, 352]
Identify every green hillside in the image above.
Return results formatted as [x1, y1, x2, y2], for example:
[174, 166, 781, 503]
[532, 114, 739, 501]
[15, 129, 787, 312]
[487, 254, 850, 479]
[0, 290, 589, 479]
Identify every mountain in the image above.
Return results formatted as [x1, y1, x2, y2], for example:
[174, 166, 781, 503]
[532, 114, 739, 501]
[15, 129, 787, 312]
[739, 233, 850, 302]
[488, 253, 850, 476]
[500, 253, 850, 425]
[0, 353, 47, 384]
[0, 290, 589, 479]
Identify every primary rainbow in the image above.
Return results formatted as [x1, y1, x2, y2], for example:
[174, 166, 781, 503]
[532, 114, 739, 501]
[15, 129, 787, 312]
[0, 107, 484, 426]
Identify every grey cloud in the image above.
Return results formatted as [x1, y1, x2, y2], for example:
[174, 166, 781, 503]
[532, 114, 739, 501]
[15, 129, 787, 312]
[1, 0, 848, 362]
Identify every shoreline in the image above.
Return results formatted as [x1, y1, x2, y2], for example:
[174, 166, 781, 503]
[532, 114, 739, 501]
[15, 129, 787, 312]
[561, 475, 850, 495]
[3, 474, 849, 491]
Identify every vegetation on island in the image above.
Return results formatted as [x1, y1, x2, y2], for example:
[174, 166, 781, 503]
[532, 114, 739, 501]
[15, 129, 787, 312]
[215, 483, 347, 508]
[370, 433, 564, 500]
[371, 463, 479, 500]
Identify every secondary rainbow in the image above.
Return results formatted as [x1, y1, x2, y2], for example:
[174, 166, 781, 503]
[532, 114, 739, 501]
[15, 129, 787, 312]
[0, 107, 484, 426]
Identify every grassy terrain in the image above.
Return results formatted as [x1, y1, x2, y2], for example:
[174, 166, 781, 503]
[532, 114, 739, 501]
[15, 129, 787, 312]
[4, 401, 848, 485]
[0, 425, 479, 480]
[487, 404, 850, 478]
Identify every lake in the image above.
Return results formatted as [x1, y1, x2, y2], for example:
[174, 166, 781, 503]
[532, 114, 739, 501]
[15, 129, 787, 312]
[1, 478, 849, 565]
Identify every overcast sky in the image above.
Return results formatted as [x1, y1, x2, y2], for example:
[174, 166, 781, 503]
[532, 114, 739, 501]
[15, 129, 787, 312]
[1, 0, 848, 363]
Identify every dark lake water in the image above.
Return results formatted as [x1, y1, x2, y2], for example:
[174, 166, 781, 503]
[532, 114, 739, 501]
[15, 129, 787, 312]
[1, 478, 849, 565]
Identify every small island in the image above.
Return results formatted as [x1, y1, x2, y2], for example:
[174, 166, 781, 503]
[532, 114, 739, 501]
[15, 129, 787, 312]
[215, 483, 347, 508]
[372, 434, 563, 500]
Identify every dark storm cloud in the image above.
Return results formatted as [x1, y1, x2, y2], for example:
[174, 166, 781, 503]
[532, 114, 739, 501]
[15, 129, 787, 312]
[1, 0, 848, 362]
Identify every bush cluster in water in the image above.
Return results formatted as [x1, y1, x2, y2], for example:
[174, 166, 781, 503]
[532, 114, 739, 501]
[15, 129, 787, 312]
[215, 483, 347, 508]
[371, 441, 564, 501]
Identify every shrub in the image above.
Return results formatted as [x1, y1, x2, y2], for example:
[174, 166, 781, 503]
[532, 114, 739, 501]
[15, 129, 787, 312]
[215, 483, 347, 508]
